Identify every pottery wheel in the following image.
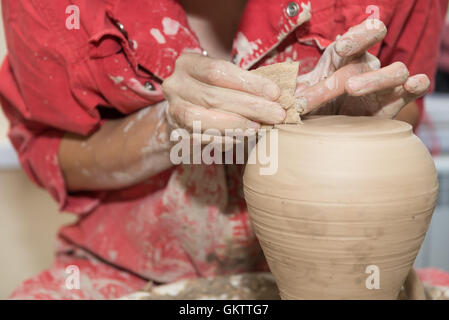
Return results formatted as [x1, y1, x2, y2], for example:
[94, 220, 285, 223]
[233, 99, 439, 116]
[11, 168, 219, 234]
[120, 273, 449, 300]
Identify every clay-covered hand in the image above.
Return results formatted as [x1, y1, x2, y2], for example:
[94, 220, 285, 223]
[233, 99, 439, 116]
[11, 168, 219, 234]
[294, 19, 430, 118]
[162, 53, 286, 133]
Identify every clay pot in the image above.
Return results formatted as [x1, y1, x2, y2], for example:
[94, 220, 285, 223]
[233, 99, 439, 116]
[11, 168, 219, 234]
[243, 116, 438, 300]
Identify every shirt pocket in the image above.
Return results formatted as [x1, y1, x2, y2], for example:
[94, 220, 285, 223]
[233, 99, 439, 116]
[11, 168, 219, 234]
[296, 1, 396, 54]
[335, 0, 395, 56]
[336, 0, 395, 26]
[295, 0, 338, 50]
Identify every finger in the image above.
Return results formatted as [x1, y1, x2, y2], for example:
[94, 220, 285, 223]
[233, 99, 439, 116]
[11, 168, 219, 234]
[169, 99, 261, 133]
[403, 74, 430, 97]
[346, 62, 409, 96]
[335, 18, 387, 58]
[295, 48, 380, 92]
[177, 53, 281, 101]
[197, 133, 240, 148]
[374, 75, 430, 118]
[363, 52, 381, 71]
[175, 78, 286, 124]
[293, 61, 366, 114]
[373, 86, 408, 119]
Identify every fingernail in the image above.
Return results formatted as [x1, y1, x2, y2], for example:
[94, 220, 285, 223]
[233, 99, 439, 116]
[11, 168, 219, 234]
[248, 120, 261, 129]
[335, 39, 354, 56]
[275, 107, 286, 122]
[406, 77, 420, 91]
[405, 76, 429, 94]
[263, 83, 281, 100]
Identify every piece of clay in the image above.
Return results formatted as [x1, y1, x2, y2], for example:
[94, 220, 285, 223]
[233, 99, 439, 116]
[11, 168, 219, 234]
[252, 62, 301, 124]
[243, 116, 438, 300]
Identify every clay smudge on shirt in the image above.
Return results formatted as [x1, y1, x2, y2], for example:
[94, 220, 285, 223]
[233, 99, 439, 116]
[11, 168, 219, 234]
[163, 47, 178, 58]
[277, 1, 311, 42]
[162, 17, 181, 36]
[150, 28, 166, 44]
[108, 250, 118, 261]
[233, 32, 261, 66]
[109, 75, 124, 85]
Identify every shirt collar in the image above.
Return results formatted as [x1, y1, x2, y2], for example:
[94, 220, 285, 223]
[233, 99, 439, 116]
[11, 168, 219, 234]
[231, 0, 312, 69]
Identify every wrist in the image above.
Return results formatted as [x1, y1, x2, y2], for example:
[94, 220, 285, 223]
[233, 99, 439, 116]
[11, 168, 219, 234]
[119, 102, 174, 181]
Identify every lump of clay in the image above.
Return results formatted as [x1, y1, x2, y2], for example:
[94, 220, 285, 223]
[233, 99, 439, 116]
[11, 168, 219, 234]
[252, 62, 301, 124]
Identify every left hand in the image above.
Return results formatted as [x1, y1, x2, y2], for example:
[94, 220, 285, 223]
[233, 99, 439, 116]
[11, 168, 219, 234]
[293, 19, 430, 119]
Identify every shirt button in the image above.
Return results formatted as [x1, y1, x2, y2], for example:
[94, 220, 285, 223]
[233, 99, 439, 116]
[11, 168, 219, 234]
[116, 21, 129, 38]
[116, 21, 125, 32]
[144, 82, 155, 91]
[286, 2, 300, 17]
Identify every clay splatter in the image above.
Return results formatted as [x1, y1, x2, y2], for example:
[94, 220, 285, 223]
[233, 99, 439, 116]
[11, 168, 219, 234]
[233, 32, 261, 66]
[162, 17, 181, 36]
[137, 107, 150, 120]
[123, 120, 135, 133]
[109, 75, 124, 85]
[150, 28, 166, 44]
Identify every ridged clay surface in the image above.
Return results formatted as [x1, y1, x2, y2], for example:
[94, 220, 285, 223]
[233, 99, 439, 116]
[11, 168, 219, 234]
[243, 116, 438, 299]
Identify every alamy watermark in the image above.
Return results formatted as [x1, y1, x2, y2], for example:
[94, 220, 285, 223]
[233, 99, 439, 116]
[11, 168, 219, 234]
[365, 265, 380, 290]
[65, 265, 80, 290]
[65, 5, 80, 30]
[365, 5, 381, 30]
[169, 121, 279, 175]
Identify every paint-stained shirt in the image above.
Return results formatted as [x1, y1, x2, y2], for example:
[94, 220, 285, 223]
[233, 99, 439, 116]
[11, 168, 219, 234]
[0, 0, 446, 282]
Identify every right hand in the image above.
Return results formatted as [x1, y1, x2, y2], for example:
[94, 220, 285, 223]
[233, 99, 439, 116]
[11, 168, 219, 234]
[162, 53, 286, 134]
[294, 19, 429, 119]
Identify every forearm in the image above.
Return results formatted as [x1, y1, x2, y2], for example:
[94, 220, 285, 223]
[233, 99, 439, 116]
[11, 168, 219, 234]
[59, 101, 173, 191]
[394, 101, 420, 129]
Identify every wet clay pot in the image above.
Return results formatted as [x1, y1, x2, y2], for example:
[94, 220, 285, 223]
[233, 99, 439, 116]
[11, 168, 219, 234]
[243, 116, 438, 300]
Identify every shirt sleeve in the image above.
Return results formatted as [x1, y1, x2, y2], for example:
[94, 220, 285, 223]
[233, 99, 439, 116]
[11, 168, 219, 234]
[0, 58, 105, 215]
[0, 0, 181, 214]
[0, 1, 109, 214]
[97, 0, 201, 80]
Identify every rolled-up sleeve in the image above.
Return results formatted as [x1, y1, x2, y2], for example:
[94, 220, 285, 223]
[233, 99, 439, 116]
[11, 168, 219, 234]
[0, 0, 186, 213]
[0, 58, 104, 214]
[0, 1, 108, 214]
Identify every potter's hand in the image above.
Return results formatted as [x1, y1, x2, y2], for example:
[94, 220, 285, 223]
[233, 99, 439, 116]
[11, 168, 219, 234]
[294, 19, 430, 118]
[162, 53, 286, 133]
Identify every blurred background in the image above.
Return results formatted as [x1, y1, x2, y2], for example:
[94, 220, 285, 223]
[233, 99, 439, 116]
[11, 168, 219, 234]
[414, 10, 449, 272]
[0, 3, 448, 300]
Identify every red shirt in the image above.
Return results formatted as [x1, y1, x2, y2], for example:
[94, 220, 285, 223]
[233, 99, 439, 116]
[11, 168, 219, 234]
[0, 0, 446, 283]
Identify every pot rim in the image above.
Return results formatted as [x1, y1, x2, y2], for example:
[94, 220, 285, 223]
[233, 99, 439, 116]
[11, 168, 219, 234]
[275, 116, 412, 139]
